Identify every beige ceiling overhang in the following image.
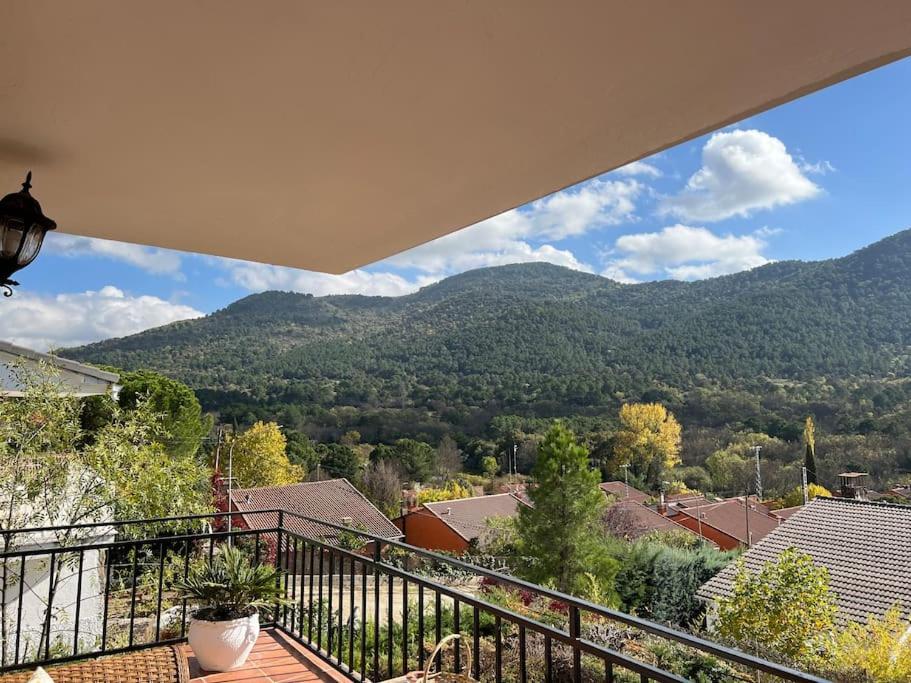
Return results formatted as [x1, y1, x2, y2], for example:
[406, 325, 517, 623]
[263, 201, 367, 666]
[3, 1, 911, 274]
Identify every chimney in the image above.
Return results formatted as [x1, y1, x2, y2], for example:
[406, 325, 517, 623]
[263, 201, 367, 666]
[341, 516, 352, 526]
[838, 472, 869, 501]
[657, 491, 667, 515]
[445, 507, 452, 515]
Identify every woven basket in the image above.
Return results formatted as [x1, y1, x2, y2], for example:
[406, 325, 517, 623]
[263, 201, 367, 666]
[0, 646, 189, 683]
[383, 634, 477, 682]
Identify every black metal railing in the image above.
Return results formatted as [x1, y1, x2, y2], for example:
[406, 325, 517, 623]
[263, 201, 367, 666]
[0, 509, 829, 682]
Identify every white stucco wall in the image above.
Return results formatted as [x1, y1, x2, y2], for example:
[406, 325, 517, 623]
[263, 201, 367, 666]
[2, 543, 112, 661]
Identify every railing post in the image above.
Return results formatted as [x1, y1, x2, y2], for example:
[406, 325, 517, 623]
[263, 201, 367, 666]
[569, 604, 581, 683]
[373, 540, 383, 680]
[275, 510, 285, 626]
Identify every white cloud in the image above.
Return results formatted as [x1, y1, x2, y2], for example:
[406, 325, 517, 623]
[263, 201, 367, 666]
[613, 160, 662, 178]
[799, 159, 836, 175]
[225, 262, 442, 297]
[603, 224, 771, 282]
[45, 234, 184, 277]
[659, 129, 821, 222]
[2, 286, 203, 351]
[386, 177, 640, 274]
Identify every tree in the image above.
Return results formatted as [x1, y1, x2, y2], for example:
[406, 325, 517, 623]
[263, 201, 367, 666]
[340, 430, 361, 447]
[611, 403, 682, 488]
[117, 369, 212, 459]
[373, 439, 436, 482]
[481, 456, 499, 478]
[614, 538, 732, 627]
[715, 547, 836, 667]
[319, 443, 361, 480]
[285, 430, 319, 473]
[829, 606, 911, 682]
[780, 483, 831, 508]
[804, 416, 818, 485]
[360, 460, 402, 518]
[435, 435, 463, 479]
[516, 422, 619, 599]
[416, 480, 472, 504]
[226, 421, 302, 488]
[0, 364, 212, 656]
[705, 449, 752, 494]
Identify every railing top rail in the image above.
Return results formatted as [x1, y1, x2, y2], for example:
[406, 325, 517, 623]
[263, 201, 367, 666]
[0, 527, 263, 560]
[0, 507, 280, 537]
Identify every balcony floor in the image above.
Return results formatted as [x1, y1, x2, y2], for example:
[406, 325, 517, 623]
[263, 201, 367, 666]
[182, 629, 350, 683]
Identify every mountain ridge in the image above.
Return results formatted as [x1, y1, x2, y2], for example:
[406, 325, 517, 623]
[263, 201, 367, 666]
[65, 228, 911, 430]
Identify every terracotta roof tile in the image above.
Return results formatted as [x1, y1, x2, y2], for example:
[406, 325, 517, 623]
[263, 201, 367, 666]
[698, 497, 911, 625]
[600, 481, 650, 504]
[604, 500, 705, 542]
[423, 493, 528, 542]
[229, 478, 401, 541]
[675, 497, 780, 545]
[771, 505, 802, 520]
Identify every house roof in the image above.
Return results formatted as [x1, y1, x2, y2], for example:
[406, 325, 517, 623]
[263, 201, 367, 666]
[675, 497, 781, 546]
[604, 500, 705, 542]
[229, 479, 402, 541]
[699, 497, 911, 625]
[4, 3, 910, 272]
[600, 481, 650, 504]
[667, 494, 712, 509]
[0, 340, 119, 397]
[422, 493, 527, 543]
[771, 505, 803, 520]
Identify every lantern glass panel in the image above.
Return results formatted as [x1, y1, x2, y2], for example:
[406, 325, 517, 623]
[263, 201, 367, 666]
[0, 217, 25, 260]
[18, 224, 47, 267]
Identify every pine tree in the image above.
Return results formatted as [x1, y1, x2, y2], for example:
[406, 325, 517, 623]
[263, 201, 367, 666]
[804, 416, 818, 485]
[516, 422, 619, 599]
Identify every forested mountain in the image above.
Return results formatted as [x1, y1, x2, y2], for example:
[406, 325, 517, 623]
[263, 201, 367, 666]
[66, 229, 911, 444]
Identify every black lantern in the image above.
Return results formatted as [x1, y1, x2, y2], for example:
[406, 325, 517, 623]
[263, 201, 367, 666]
[0, 172, 56, 296]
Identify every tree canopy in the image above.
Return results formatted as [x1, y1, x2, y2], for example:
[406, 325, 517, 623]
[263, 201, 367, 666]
[715, 547, 836, 667]
[610, 403, 682, 488]
[516, 422, 619, 598]
[224, 421, 303, 488]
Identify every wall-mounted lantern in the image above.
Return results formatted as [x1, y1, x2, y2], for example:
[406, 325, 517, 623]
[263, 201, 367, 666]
[0, 172, 57, 297]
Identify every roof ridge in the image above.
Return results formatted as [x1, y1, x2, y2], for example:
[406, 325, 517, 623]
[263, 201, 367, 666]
[423, 491, 515, 507]
[232, 478, 346, 494]
[814, 496, 911, 512]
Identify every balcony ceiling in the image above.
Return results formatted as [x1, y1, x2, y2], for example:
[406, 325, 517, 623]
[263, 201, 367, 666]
[3, 1, 911, 273]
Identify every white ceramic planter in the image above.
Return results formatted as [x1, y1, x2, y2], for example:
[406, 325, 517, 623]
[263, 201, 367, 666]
[187, 612, 259, 672]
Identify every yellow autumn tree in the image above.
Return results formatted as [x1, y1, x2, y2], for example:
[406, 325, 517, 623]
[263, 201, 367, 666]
[610, 403, 681, 488]
[226, 421, 303, 488]
[829, 606, 911, 682]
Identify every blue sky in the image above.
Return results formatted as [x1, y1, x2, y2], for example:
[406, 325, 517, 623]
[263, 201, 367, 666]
[7, 57, 911, 350]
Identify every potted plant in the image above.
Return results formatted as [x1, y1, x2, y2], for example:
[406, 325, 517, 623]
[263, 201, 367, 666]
[177, 545, 289, 672]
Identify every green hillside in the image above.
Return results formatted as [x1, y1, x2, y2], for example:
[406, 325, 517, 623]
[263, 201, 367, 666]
[66, 229, 911, 442]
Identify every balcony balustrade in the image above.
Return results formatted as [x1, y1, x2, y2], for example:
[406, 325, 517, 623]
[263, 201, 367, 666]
[0, 510, 828, 682]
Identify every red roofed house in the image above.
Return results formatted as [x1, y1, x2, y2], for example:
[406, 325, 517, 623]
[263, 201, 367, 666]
[599, 481, 650, 504]
[604, 500, 707, 543]
[397, 493, 529, 553]
[670, 497, 782, 550]
[222, 478, 402, 568]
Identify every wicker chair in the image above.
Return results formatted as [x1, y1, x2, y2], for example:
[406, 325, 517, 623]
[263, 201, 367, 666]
[1, 646, 189, 683]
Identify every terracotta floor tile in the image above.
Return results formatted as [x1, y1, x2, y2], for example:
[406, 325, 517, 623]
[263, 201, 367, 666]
[187, 629, 343, 682]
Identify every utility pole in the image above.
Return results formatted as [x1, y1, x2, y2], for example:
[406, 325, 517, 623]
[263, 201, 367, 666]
[752, 445, 763, 501]
[512, 443, 518, 482]
[801, 466, 809, 505]
[620, 463, 630, 498]
[744, 490, 752, 548]
[226, 431, 236, 545]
